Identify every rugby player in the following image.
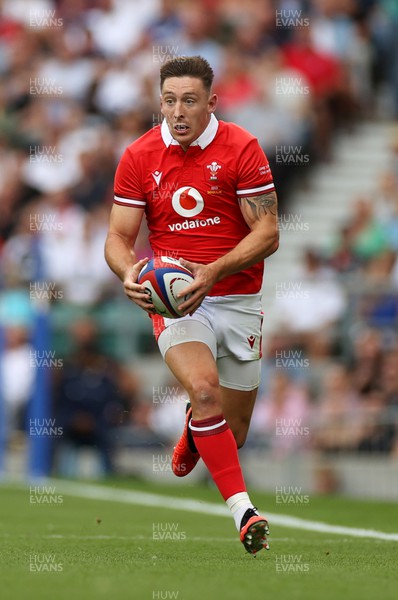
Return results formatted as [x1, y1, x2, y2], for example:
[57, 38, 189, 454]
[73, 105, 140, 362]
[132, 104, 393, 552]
[105, 56, 279, 555]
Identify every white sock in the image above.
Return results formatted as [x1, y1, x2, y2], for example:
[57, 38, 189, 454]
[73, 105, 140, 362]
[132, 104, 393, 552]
[226, 492, 256, 531]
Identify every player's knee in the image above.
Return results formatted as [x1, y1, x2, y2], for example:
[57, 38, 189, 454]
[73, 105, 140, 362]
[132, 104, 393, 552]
[189, 376, 221, 416]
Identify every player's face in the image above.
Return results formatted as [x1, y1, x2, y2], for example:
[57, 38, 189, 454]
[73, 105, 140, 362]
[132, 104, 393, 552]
[160, 76, 217, 151]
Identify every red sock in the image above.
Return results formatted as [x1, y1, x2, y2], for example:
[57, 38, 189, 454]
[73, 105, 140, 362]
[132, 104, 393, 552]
[190, 414, 246, 501]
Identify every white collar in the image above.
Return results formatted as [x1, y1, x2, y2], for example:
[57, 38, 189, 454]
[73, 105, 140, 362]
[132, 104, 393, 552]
[161, 113, 219, 149]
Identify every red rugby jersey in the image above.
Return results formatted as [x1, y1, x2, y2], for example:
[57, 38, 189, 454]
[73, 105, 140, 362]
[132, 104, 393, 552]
[114, 115, 275, 296]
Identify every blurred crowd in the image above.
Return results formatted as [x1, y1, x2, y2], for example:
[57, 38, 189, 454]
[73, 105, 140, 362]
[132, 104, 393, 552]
[255, 132, 398, 460]
[0, 0, 397, 474]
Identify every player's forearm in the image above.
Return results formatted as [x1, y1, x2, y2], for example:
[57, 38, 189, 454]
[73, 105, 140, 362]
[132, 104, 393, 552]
[212, 228, 279, 283]
[104, 232, 138, 282]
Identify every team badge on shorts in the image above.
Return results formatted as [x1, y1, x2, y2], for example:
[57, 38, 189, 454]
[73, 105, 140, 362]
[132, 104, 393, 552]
[247, 335, 256, 349]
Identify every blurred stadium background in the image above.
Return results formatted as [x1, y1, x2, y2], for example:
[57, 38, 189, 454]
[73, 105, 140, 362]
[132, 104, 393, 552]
[0, 0, 397, 500]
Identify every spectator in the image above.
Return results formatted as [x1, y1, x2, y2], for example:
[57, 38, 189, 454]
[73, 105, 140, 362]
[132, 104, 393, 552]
[178, 2, 225, 76]
[347, 197, 388, 261]
[328, 224, 362, 274]
[381, 349, 398, 408]
[54, 317, 136, 475]
[376, 170, 398, 251]
[250, 371, 311, 455]
[85, 0, 158, 59]
[39, 195, 114, 306]
[312, 363, 361, 453]
[350, 328, 383, 394]
[0, 324, 34, 437]
[356, 387, 396, 454]
[145, 0, 184, 45]
[359, 251, 398, 328]
[272, 248, 346, 357]
[216, 48, 260, 114]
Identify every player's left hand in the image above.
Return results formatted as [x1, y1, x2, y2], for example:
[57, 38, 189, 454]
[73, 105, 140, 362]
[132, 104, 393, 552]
[177, 258, 218, 315]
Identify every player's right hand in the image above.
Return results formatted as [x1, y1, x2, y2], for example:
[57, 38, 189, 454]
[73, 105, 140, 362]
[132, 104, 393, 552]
[123, 257, 156, 314]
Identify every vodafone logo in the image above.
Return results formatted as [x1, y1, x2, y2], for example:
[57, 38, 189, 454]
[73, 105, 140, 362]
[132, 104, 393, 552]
[169, 185, 221, 231]
[172, 186, 204, 218]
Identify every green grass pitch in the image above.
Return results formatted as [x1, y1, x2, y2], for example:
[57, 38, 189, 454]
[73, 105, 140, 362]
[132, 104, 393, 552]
[0, 478, 397, 600]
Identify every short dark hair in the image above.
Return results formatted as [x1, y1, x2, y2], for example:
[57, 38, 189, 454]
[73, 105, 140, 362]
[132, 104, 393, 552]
[160, 55, 214, 92]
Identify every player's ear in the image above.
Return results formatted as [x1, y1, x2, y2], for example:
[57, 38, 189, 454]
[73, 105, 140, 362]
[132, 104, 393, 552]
[208, 93, 217, 113]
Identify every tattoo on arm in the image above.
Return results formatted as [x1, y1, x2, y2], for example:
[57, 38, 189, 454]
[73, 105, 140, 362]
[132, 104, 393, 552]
[239, 191, 277, 221]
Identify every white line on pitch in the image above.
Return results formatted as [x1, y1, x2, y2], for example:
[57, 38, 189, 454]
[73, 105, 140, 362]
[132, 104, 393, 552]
[47, 480, 398, 542]
[0, 532, 388, 544]
[37, 536, 355, 543]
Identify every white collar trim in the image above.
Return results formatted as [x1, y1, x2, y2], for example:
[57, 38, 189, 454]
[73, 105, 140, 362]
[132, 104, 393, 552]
[161, 113, 219, 149]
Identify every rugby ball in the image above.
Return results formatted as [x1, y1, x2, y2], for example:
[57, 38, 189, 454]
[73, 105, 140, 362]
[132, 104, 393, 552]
[137, 256, 194, 318]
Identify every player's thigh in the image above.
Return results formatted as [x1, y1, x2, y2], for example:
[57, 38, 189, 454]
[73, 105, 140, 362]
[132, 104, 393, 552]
[159, 318, 218, 386]
[160, 320, 222, 416]
[164, 340, 217, 390]
[165, 341, 222, 417]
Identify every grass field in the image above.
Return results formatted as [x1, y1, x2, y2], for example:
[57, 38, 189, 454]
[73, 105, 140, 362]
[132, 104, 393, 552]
[0, 477, 397, 600]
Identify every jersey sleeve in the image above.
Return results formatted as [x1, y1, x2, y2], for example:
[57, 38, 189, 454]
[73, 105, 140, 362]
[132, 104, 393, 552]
[114, 146, 146, 208]
[236, 138, 275, 198]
